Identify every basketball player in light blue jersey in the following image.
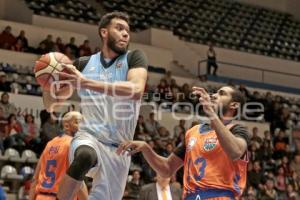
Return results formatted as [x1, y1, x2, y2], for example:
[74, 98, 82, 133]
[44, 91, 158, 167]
[42, 12, 148, 200]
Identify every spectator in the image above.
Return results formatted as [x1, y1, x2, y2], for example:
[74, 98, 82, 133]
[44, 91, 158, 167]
[287, 184, 299, 200]
[173, 119, 186, 140]
[0, 92, 17, 118]
[275, 166, 287, 199]
[248, 161, 264, 189]
[170, 173, 181, 191]
[11, 38, 24, 52]
[260, 179, 278, 200]
[0, 106, 6, 151]
[40, 34, 55, 52]
[65, 37, 78, 57]
[55, 37, 64, 52]
[135, 115, 147, 135]
[290, 154, 300, 177]
[155, 79, 172, 104]
[145, 112, 160, 136]
[139, 174, 182, 200]
[22, 114, 40, 148]
[274, 130, 289, 159]
[169, 79, 180, 91]
[206, 42, 218, 75]
[64, 46, 75, 60]
[0, 72, 11, 92]
[163, 71, 173, 86]
[0, 26, 16, 49]
[3, 113, 23, 149]
[158, 127, 170, 144]
[251, 127, 262, 147]
[79, 40, 92, 56]
[249, 142, 262, 162]
[126, 170, 144, 200]
[135, 115, 151, 141]
[165, 142, 174, 156]
[239, 84, 251, 99]
[40, 114, 61, 144]
[35, 42, 47, 55]
[16, 30, 28, 51]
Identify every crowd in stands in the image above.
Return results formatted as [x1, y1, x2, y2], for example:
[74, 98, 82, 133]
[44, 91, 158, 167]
[1, 22, 300, 200]
[0, 26, 94, 59]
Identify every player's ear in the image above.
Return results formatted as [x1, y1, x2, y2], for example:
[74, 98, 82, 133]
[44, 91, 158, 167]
[230, 102, 240, 110]
[100, 28, 108, 39]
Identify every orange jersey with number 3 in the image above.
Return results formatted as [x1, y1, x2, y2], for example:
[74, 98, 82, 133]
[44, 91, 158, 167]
[36, 135, 72, 196]
[183, 124, 248, 200]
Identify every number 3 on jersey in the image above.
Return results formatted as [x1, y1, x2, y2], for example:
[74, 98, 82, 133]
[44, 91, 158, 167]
[187, 157, 206, 182]
[42, 159, 57, 188]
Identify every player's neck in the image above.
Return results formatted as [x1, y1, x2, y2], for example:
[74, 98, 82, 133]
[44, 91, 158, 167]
[101, 45, 119, 60]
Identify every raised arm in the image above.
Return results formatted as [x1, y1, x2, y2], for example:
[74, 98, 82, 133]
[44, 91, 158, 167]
[117, 141, 183, 178]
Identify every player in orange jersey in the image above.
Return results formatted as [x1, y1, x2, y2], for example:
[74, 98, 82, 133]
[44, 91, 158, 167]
[117, 86, 250, 200]
[29, 111, 88, 200]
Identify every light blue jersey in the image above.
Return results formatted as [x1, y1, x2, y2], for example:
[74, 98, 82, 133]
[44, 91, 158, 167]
[78, 52, 140, 145]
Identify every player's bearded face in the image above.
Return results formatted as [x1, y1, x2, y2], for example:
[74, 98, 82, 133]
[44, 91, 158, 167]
[107, 30, 129, 54]
[211, 94, 231, 117]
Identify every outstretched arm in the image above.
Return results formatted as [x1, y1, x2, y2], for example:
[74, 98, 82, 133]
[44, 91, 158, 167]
[117, 141, 183, 178]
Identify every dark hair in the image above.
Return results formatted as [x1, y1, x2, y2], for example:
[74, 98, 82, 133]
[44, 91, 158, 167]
[7, 114, 16, 123]
[98, 12, 130, 39]
[25, 114, 34, 123]
[1, 92, 9, 98]
[228, 86, 246, 108]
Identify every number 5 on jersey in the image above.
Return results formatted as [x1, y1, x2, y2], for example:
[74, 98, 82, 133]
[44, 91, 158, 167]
[42, 159, 57, 188]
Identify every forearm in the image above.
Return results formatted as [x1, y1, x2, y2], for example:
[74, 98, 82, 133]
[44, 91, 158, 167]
[28, 179, 37, 200]
[210, 114, 246, 160]
[81, 78, 143, 100]
[141, 144, 174, 177]
[77, 182, 88, 200]
[42, 86, 73, 112]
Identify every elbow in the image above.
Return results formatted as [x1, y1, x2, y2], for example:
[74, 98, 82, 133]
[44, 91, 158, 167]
[131, 88, 144, 100]
[229, 149, 245, 161]
[158, 169, 173, 178]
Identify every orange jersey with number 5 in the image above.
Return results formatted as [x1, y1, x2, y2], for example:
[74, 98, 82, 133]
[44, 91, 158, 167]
[36, 134, 72, 195]
[183, 124, 248, 200]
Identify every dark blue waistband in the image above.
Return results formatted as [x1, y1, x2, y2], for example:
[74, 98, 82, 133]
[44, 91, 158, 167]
[185, 188, 235, 200]
[39, 192, 57, 197]
[98, 140, 120, 148]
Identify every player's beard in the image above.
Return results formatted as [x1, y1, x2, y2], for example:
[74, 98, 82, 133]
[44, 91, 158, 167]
[107, 33, 128, 55]
[216, 102, 230, 119]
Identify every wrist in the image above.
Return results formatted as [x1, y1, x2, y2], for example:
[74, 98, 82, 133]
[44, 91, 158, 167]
[141, 142, 151, 153]
[80, 77, 88, 89]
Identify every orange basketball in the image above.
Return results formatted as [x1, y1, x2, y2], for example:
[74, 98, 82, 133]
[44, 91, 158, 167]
[34, 52, 73, 91]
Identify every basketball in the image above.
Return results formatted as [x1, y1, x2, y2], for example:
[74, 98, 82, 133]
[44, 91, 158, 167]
[34, 52, 73, 91]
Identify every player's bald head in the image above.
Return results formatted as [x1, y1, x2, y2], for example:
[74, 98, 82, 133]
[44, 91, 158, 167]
[63, 111, 82, 123]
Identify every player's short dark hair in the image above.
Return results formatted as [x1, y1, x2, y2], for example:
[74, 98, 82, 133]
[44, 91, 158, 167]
[98, 12, 130, 39]
[228, 86, 246, 108]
